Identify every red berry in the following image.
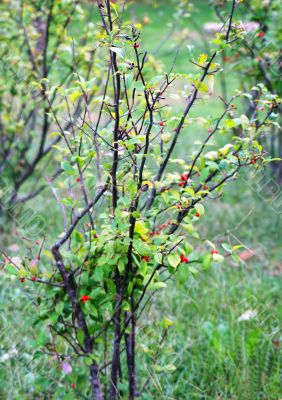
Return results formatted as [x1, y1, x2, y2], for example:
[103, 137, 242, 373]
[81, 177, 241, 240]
[173, 128, 177, 132]
[211, 250, 218, 255]
[197, 172, 201, 177]
[20, 277, 25, 283]
[76, 177, 81, 182]
[177, 204, 182, 209]
[257, 31, 265, 38]
[195, 212, 200, 217]
[35, 240, 40, 245]
[181, 173, 188, 181]
[203, 185, 209, 190]
[31, 276, 36, 282]
[71, 383, 76, 389]
[149, 231, 154, 236]
[159, 122, 164, 127]
[86, 223, 91, 228]
[250, 159, 255, 165]
[180, 254, 189, 263]
[178, 181, 184, 187]
[208, 129, 212, 133]
[93, 233, 98, 239]
[142, 256, 149, 262]
[80, 295, 91, 303]
[134, 43, 140, 48]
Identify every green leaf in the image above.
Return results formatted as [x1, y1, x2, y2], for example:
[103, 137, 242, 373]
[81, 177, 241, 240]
[222, 242, 232, 253]
[125, 73, 133, 89]
[117, 257, 126, 274]
[202, 254, 212, 271]
[93, 266, 104, 282]
[206, 161, 220, 171]
[49, 312, 59, 324]
[61, 161, 76, 175]
[55, 301, 64, 315]
[161, 132, 171, 143]
[77, 330, 85, 346]
[139, 260, 148, 277]
[110, 46, 125, 59]
[85, 356, 93, 366]
[134, 240, 151, 256]
[37, 331, 49, 346]
[154, 364, 176, 372]
[147, 281, 167, 291]
[80, 271, 89, 286]
[224, 119, 236, 129]
[193, 80, 209, 93]
[134, 220, 148, 237]
[70, 91, 83, 103]
[5, 264, 18, 275]
[162, 317, 174, 329]
[168, 253, 180, 268]
[154, 252, 163, 264]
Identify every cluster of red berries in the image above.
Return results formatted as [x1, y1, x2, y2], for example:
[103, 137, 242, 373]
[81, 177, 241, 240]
[250, 155, 258, 165]
[180, 254, 189, 263]
[142, 255, 150, 262]
[81, 295, 91, 303]
[178, 173, 189, 187]
[19, 276, 37, 283]
[149, 220, 173, 236]
[211, 250, 218, 255]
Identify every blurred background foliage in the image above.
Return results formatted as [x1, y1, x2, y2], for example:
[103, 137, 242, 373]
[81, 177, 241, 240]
[0, 0, 281, 399]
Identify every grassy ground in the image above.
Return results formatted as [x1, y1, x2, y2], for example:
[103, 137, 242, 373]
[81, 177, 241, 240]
[0, 1, 281, 399]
